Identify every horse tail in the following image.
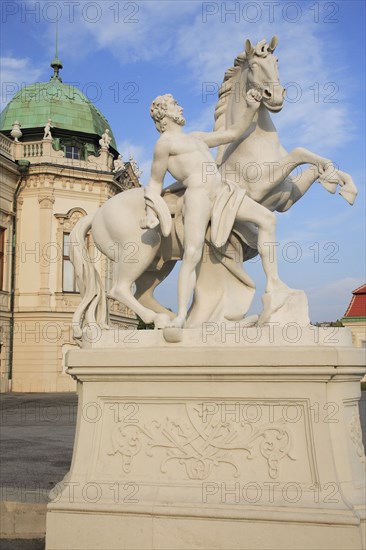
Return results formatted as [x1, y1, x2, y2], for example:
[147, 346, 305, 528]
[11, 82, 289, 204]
[69, 213, 109, 341]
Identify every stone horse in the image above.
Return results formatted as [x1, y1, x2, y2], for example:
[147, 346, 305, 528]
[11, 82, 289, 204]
[214, 36, 357, 211]
[70, 36, 357, 339]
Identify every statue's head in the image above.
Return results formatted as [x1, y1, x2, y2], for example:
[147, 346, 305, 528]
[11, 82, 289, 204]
[150, 94, 186, 133]
[244, 36, 285, 112]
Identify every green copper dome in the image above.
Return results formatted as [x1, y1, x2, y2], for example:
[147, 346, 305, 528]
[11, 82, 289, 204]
[0, 60, 117, 150]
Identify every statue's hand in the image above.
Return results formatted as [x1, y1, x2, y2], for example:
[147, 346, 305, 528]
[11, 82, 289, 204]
[140, 214, 160, 230]
[246, 89, 262, 110]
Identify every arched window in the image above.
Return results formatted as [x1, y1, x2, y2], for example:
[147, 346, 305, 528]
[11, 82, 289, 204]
[55, 208, 87, 294]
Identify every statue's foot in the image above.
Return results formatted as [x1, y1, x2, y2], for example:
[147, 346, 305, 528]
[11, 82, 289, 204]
[265, 278, 292, 294]
[239, 314, 259, 327]
[153, 313, 172, 329]
[168, 316, 186, 329]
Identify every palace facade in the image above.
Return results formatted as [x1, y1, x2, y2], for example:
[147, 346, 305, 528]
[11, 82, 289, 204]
[0, 54, 139, 392]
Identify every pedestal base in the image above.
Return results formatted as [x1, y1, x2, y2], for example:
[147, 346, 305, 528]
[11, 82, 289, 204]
[46, 329, 366, 549]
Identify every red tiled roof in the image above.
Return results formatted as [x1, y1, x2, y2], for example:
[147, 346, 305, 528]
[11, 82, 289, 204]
[343, 285, 366, 318]
[353, 284, 366, 295]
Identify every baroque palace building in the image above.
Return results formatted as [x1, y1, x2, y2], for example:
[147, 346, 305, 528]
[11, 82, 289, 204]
[0, 53, 139, 393]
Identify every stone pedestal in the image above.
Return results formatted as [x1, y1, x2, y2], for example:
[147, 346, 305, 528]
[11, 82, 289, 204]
[46, 328, 366, 550]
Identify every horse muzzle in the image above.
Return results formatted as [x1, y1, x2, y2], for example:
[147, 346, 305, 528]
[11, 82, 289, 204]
[261, 85, 285, 112]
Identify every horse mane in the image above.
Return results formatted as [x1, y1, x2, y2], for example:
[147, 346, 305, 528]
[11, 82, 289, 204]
[214, 52, 247, 132]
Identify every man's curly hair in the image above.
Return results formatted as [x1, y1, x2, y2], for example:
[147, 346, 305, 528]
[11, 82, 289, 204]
[150, 94, 174, 133]
[150, 94, 185, 133]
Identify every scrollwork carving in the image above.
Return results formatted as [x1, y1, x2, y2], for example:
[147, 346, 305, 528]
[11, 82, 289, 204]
[108, 404, 295, 480]
[349, 411, 366, 465]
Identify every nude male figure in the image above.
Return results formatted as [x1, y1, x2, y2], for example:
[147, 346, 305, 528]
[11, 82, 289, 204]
[43, 118, 53, 139]
[141, 92, 288, 328]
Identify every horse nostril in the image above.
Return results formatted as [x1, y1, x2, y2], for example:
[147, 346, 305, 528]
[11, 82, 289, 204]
[263, 89, 272, 98]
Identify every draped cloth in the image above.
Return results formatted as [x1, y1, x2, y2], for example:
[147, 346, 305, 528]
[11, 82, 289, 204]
[162, 181, 258, 327]
[210, 180, 246, 248]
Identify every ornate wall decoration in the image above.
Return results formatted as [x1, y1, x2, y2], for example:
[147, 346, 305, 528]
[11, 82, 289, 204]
[349, 411, 366, 465]
[56, 208, 86, 233]
[108, 404, 295, 480]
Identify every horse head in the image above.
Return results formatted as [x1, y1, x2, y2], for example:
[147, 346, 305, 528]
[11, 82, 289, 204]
[244, 36, 285, 112]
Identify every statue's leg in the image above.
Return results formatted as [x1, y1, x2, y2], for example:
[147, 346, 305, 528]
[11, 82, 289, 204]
[170, 188, 212, 328]
[135, 260, 177, 319]
[236, 195, 288, 293]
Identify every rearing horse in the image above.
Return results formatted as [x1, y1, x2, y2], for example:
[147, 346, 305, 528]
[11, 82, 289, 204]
[215, 36, 357, 209]
[70, 37, 357, 338]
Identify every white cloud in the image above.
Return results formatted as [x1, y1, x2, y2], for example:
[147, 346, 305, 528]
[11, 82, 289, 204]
[0, 57, 44, 107]
[41, 1, 200, 63]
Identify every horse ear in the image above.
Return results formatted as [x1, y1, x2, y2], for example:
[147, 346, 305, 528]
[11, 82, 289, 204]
[268, 35, 278, 53]
[245, 39, 254, 57]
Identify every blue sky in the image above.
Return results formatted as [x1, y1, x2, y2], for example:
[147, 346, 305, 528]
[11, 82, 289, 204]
[1, 0, 365, 321]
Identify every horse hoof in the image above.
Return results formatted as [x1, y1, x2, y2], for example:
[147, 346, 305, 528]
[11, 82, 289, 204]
[318, 177, 337, 194]
[339, 187, 357, 205]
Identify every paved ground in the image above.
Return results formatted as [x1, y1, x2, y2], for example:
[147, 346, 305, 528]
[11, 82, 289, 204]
[0, 390, 365, 549]
[0, 393, 77, 500]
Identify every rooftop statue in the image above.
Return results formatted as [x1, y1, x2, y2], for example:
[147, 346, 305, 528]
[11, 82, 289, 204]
[99, 128, 111, 149]
[113, 154, 125, 173]
[43, 118, 53, 140]
[129, 155, 143, 179]
[69, 36, 357, 341]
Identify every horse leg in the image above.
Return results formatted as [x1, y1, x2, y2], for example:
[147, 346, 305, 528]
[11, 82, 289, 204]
[110, 274, 171, 328]
[261, 165, 357, 213]
[249, 147, 334, 203]
[135, 259, 177, 319]
[264, 167, 321, 212]
[249, 147, 357, 208]
[109, 247, 171, 329]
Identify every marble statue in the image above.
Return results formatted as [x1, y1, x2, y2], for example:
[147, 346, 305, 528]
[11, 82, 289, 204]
[43, 118, 53, 140]
[48, 37, 365, 550]
[140, 92, 290, 328]
[129, 154, 143, 178]
[99, 128, 111, 149]
[69, 36, 358, 339]
[113, 154, 125, 172]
